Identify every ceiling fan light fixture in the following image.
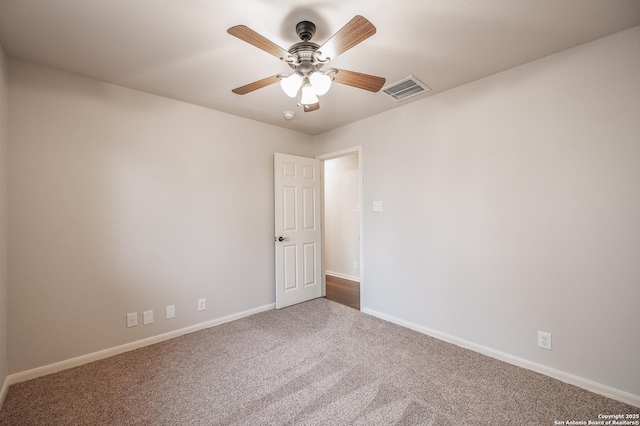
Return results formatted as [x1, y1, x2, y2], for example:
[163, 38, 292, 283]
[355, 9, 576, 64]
[300, 84, 319, 105]
[309, 72, 331, 96]
[280, 73, 302, 97]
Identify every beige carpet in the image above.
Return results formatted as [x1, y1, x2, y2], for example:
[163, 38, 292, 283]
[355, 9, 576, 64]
[0, 298, 637, 425]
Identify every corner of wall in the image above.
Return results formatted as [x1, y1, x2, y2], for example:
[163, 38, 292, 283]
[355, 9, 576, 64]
[0, 43, 10, 408]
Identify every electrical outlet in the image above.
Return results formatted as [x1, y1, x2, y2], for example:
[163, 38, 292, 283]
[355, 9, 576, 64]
[166, 305, 175, 319]
[126, 312, 138, 328]
[373, 201, 383, 212]
[353, 262, 358, 270]
[538, 331, 552, 351]
[143, 310, 154, 325]
[198, 298, 206, 311]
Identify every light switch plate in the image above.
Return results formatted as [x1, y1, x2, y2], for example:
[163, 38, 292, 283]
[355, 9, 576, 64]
[373, 201, 383, 212]
[126, 312, 137, 328]
[166, 305, 175, 319]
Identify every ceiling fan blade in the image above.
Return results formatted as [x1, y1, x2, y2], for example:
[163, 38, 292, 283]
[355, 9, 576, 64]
[303, 102, 320, 112]
[317, 15, 376, 61]
[331, 69, 386, 92]
[232, 75, 280, 95]
[227, 25, 290, 60]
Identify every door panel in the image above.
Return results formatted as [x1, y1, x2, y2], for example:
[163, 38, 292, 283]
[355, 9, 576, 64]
[283, 186, 297, 231]
[303, 242, 317, 286]
[274, 153, 322, 308]
[283, 244, 298, 291]
[302, 188, 316, 230]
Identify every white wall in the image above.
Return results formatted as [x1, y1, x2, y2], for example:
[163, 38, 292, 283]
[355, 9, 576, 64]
[0, 44, 8, 396]
[316, 27, 640, 398]
[324, 155, 360, 280]
[7, 60, 314, 374]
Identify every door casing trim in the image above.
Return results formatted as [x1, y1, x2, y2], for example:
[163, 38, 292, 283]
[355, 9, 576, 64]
[317, 146, 363, 309]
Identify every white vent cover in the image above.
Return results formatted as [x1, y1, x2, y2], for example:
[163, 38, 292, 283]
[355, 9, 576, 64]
[382, 75, 431, 101]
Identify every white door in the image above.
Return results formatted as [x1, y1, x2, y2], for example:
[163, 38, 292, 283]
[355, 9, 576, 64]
[274, 153, 322, 309]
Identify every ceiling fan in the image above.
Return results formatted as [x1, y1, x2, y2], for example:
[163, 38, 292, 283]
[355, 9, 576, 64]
[227, 15, 386, 113]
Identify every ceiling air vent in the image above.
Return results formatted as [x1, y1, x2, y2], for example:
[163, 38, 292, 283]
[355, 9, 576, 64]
[382, 75, 431, 101]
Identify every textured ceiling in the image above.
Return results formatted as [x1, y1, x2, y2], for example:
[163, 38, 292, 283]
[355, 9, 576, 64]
[1, 0, 639, 135]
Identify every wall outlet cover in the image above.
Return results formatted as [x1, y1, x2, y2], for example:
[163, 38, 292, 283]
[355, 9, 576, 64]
[198, 298, 206, 311]
[538, 331, 552, 351]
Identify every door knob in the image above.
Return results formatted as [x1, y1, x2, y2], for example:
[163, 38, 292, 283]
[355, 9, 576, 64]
[276, 236, 290, 242]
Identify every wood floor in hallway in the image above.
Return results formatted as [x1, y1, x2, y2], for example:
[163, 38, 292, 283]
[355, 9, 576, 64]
[325, 274, 360, 310]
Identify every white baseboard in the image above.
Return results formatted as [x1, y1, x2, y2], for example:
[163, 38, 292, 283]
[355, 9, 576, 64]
[5, 303, 275, 388]
[0, 374, 8, 409]
[325, 270, 360, 282]
[362, 307, 640, 409]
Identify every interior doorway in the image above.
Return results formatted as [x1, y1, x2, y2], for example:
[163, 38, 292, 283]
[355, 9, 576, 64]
[318, 147, 363, 310]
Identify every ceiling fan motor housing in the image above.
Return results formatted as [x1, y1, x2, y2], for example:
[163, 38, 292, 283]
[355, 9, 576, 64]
[288, 43, 322, 73]
[287, 21, 326, 74]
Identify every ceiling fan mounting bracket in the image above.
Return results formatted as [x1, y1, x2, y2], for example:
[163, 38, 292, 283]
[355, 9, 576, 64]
[295, 21, 316, 41]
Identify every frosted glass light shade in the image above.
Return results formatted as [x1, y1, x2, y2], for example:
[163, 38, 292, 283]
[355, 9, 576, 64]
[300, 85, 319, 105]
[309, 72, 331, 96]
[280, 73, 302, 97]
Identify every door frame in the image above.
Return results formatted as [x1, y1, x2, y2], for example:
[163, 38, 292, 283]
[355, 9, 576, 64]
[316, 146, 364, 308]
